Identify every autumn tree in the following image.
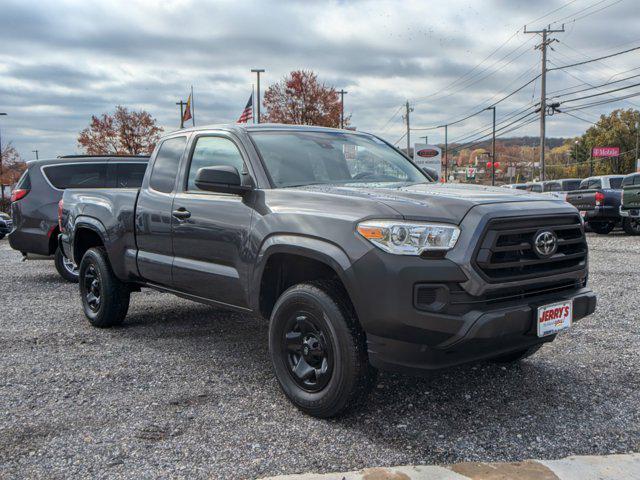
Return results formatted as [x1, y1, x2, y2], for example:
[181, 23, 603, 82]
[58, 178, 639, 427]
[1, 143, 25, 211]
[78, 106, 163, 155]
[1, 143, 25, 186]
[262, 70, 349, 127]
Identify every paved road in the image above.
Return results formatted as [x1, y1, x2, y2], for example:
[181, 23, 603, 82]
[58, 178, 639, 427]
[0, 233, 638, 479]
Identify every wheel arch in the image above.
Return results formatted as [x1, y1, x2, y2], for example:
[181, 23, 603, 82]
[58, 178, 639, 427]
[252, 235, 357, 320]
[71, 217, 108, 265]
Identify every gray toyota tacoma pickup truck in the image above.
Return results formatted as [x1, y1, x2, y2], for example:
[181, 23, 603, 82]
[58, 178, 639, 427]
[60, 124, 596, 417]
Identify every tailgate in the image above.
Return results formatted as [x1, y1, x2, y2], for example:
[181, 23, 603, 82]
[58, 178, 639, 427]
[567, 190, 596, 211]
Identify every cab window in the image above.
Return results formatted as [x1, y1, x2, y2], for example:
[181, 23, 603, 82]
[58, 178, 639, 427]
[186, 136, 246, 191]
[149, 137, 187, 193]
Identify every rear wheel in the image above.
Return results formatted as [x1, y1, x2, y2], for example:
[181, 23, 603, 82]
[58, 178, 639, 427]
[490, 344, 543, 364]
[54, 247, 79, 283]
[622, 217, 640, 236]
[588, 221, 615, 235]
[79, 247, 130, 328]
[269, 281, 377, 418]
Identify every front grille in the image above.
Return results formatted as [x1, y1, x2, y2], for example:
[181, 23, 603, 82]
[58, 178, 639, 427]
[474, 214, 587, 282]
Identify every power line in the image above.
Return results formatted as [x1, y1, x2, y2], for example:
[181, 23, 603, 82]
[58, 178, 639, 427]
[550, 73, 640, 99]
[548, 45, 640, 71]
[559, 82, 640, 104]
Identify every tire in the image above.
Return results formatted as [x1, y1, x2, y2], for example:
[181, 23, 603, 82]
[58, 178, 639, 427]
[622, 217, 640, 236]
[588, 221, 615, 235]
[54, 247, 79, 283]
[269, 280, 377, 418]
[490, 344, 543, 364]
[79, 247, 130, 328]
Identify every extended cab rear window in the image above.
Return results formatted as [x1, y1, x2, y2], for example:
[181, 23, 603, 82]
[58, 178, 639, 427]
[43, 163, 109, 189]
[562, 180, 581, 191]
[609, 177, 624, 189]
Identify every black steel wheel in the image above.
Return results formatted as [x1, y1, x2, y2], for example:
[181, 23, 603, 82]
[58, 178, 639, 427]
[269, 281, 377, 418]
[79, 247, 130, 328]
[283, 312, 334, 392]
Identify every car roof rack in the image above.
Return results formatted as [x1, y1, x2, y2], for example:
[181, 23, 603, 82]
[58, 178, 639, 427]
[57, 154, 150, 158]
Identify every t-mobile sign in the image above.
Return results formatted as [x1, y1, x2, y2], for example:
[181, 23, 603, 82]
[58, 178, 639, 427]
[592, 146, 620, 157]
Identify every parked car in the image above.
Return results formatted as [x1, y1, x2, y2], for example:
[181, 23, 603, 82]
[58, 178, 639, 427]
[525, 182, 543, 193]
[60, 124, 595, 418]
[9, 155, 149, 281]
[619, 172, 640, 235]
[502, 183, 527, 190]
[0, 212, 12, 239]
[565, 175, 625, 234]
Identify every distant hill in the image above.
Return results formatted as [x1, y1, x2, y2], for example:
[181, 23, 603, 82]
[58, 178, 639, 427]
[448, 136, 567, 150]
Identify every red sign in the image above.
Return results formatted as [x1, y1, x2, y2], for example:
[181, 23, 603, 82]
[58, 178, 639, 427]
[592, 146, 620, 158]
[416, 149, 439, 158]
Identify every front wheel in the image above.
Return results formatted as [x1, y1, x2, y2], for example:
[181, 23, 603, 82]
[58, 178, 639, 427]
[79, 247, 130, 328]
[54, 247, 79, 282]
[588, 221, 615, 235]
[622, 217, 640, 236]
[269, 281, 377, 418]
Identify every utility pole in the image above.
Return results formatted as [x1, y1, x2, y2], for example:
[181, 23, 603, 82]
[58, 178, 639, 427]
[525, 24, 564, 181]
[635, 119, 639, 171]
[403, 101, 413, 155]
[32, 150, 39, 160]
[251, 69, 265, 123]
[338, 89, 348, 129]
[440, 124, 448, 182]
[0, 113, 6, 206]
[487, 106, 496, 186]
[176, 100, 186, 129]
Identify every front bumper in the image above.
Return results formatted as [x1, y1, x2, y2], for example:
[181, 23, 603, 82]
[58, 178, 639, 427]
[366, 287, 596, 373]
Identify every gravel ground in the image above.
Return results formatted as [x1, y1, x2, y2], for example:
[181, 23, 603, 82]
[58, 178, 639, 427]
[0, 233, 638, 479]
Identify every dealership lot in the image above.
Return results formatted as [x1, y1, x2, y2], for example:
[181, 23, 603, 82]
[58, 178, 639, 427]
[0, 233, 638, 479]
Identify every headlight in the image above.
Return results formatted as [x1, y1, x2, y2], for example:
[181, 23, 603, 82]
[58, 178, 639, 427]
[356, 220, 460, 255]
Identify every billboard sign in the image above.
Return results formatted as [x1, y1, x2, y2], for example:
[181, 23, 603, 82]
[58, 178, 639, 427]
[413, 144, 442, 177]
[592, 146, 620, 158]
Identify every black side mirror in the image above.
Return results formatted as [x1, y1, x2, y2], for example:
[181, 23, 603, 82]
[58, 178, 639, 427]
[422, 167, 439, 182]
[194, 166, 252, 194]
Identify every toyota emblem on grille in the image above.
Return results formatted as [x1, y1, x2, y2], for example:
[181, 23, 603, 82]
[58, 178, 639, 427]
[533, 230, 558, 258]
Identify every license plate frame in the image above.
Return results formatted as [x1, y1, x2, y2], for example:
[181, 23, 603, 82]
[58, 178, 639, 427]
[537, 300, 573, 338]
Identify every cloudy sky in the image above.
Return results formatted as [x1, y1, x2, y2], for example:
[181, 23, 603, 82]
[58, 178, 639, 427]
[1, 0, 638, 160]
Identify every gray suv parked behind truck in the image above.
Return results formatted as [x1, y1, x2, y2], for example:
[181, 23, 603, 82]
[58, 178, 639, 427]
[9, 155, 149, 281]
[60, 124, 596, 417]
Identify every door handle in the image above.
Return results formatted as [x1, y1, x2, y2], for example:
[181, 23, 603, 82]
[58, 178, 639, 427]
[172, 208, 191, 220]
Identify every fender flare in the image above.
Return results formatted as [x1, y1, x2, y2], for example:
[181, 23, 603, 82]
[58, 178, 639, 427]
[250, 234, 355, 312]
[70, 216, 109, 264]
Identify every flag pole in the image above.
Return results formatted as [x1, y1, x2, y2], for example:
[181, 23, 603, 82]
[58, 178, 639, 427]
[252, 83, 256, 124]
[191, 85, 195, 127]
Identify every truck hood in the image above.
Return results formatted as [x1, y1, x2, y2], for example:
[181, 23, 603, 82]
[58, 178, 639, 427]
[295, 182, 555, 224]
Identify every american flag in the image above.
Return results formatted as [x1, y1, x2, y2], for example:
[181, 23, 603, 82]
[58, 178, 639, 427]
[237, 93, 253, 123]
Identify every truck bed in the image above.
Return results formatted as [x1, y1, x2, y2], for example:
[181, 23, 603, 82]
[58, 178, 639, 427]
[60, 188, 141, 280]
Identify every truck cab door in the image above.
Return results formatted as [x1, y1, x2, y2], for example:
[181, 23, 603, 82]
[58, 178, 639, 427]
[171, 133, 255, 309]
[135, 135, 188, 285]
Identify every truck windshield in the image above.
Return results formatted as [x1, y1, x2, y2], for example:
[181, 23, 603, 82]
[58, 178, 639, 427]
[249, 130, 428, 188]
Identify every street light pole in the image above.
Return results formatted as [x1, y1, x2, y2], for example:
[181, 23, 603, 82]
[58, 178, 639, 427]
[32, 150, 39, 160]
[0, 113, 7, 206]
[251, 69, 265, 123]
[338, 89, 347, 129]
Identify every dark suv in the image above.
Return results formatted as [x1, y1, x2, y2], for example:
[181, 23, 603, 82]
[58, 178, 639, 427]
[9, 155, 148, 281]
